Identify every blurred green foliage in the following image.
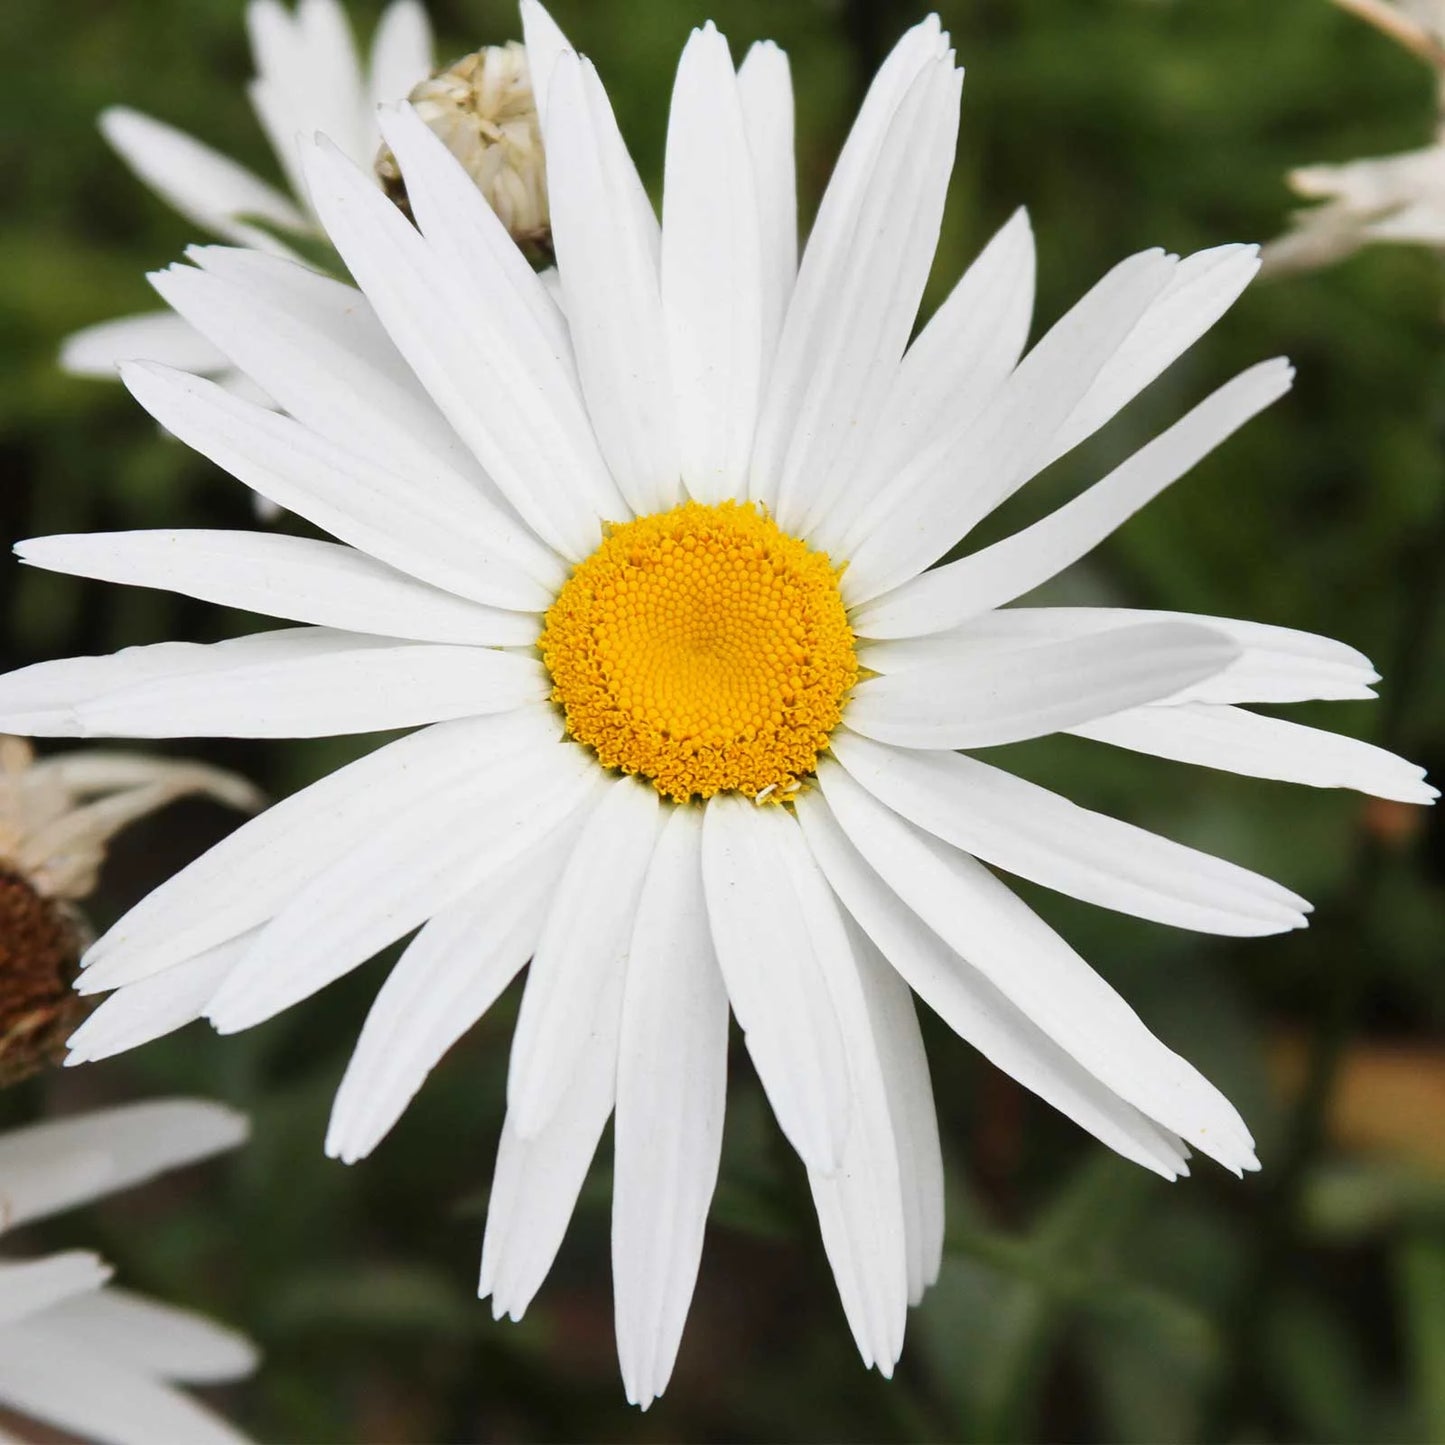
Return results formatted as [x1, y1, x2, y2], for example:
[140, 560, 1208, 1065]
[2, 0, 1445, 1440]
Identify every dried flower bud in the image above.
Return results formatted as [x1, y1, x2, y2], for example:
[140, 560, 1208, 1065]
[0, 738, 261, 1085]
[377, 42, 550, 253]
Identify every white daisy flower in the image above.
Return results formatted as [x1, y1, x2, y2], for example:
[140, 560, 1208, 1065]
[1264, 0, 1445, 274]
[0, 736, 260, 1085]
[5, 4, 1432, 1406]
[0, 1099, 255, 1445]
[59, 0, 435, 385]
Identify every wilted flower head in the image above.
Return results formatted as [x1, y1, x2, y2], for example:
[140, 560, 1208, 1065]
[0, 1099, 255, 1444]
[0, 737, 259, 1084]
[378, 42, 549, 249]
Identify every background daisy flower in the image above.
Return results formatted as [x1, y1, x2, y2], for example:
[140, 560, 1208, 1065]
[0, 1098, 255, 1445]
[3, 1, 1433, 1412]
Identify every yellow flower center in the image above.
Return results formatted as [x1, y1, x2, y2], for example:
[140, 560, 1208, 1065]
[540, 500, 858, 803]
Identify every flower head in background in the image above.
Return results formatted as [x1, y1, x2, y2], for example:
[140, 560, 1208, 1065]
[0, 1099, 255, 1445]
[377, 41, 550, 252]
[59, 0, 435, 385]
[6, 2, 1433, 1407]
[1264, 0, 1445, 274]
[0, 737, 259, 1086]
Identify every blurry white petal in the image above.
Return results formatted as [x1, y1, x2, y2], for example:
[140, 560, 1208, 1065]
[832, 730, 1309, 935]
[700, 796, 852, 1173]
[1073, 702, 1438, 803]
[547, 52, 679, 515]
[0, 1100, 247, 1231]
[0, 1255, 111, 1328]
[816, 761, 1256, 1173]
[508, 778, 660, 1137]
[368, 0, 434, 115]
[303, 133, 613, 558]
[796, 792, 1192, 1178]
[35, 1287, 257, 1383]
[0, 1327, 249, 1445]
[805, 921, 910, 1375]
[122, 361, 561, 611]
[613, 807, 728, 1410]
[206, 733, 597, 1033]
[846, 621, 1239, 750]
[842, 249, 1175, 604]
[1042, 244, 1261, 469]
[18, 531, 538, 647]
[664, 25, 765, 505]
[100, 105, 305, 250]
[519, 0, 573, 132]
[736, 41, 797, 365]
[820, 209, 1036, 554]
[854, 358, 1294, 637]
[82, 710, 562, 990]
[59, 311, 228, 380]
[326, 830, 573, 1164]
[66, 937, 252, 1065]
[845, 924, 943, 1305]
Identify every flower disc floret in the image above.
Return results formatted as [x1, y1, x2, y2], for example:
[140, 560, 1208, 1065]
[540, 501, 858, 803]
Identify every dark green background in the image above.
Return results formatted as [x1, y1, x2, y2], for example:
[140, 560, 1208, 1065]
[2, 0, 1444, 1440]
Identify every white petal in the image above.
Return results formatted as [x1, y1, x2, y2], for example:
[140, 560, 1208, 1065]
[122, 361, 561, 611]
[853, 358, 1295, 638]
[748, 15, 947, 523]
[368, 0, 434, 114]
[374, 106, 624, 530]
[805, 922, 910, 1376]
[18, 531, 538, 648]
[0, 1256, 111, 1328]
[818, 208, 1036, 556]
[1042, 244, 1262, 470]
[81, 710, 562, 990]
[326, 830, 573, 1164]
[66, 936, 253, 1065]
[303, 132, 616, 558]
[844, 923, 943, 1304]
[507, 777, 660, 1137]
[206, 734, 598, 1033]
[0, 1100, 247, 1231]
[152, 260, 506, 508]
[546, 52, 679, 516]
[845, 621, 1239, 751]
[858, 606, 1380, 704]
[831, 730, 1310, 936]
[34, 1287, 257, 1383]
[765, 54, 963, 536]
[99, 105, 306, 250]
[663, 25, 765, 505]
[59, 311, 228, 380]
[699, 796, 852, 1174]
[795, 792, 1192, 1179]
[479, 967, 624, 1322]
[520, 0, 574, 133]
[736, 42, 797, 367]
[841, 249, 1177, 604]
[814, 760, 1255, 1173]
[89, 635, 543, 739]
[1072, 702, 1438, 803]
[0, 1327, 249, 1445]
[613, 806, 728, 1410]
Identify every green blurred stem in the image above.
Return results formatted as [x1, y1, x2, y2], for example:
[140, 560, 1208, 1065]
[1205, 492, 1445, 1440]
